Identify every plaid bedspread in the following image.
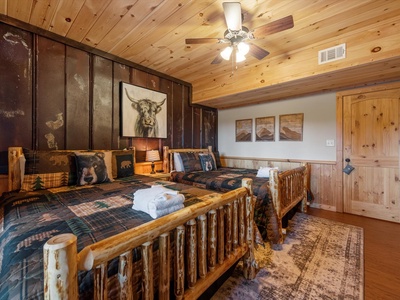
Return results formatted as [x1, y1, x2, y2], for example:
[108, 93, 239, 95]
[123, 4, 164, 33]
[0, 175, 218, 300]
[170, 167, 280, 242]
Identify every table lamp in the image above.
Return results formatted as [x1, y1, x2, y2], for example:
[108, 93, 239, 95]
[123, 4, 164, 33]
[146, 150, 160, 174]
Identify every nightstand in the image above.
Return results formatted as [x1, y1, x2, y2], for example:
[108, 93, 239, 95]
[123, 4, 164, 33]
[143, 172, 171, 181]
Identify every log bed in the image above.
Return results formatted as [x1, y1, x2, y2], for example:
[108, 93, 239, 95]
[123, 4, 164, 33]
[2, 147, 257, 299]
[163, 146, 310, 244]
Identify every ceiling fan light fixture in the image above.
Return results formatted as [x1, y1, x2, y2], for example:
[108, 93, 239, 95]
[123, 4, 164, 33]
[237, 42, 249, 56]
[236, 51, 246, 62]
[221, 46, 233, 60]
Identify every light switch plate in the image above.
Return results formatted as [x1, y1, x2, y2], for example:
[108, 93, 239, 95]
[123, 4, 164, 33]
[326, 139, 335, 147]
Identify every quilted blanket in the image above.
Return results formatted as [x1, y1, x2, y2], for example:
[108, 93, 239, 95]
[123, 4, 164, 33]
[170, 167, 280, 242]
[0, 175, 218, 300]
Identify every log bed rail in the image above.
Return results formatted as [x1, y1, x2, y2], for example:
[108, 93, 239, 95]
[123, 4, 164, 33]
[43, 179, 256, 299]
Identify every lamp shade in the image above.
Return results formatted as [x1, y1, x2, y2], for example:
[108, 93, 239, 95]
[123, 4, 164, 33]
[237, 42, 249, 56]
[146, 150, 160, 162]
[221, 46, 233, 60]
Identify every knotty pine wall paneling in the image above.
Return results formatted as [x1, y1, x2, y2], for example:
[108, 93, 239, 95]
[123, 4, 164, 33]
[66, 46, 90, 150]
[0, 23, 32, 149]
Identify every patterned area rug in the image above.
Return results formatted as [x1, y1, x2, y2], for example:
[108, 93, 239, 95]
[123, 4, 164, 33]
[212, 213, 364, 300]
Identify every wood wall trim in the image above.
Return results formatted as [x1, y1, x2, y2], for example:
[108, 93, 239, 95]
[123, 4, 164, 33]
[222, 156, 336, 165]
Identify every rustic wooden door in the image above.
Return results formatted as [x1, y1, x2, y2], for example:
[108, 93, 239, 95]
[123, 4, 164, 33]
[342, 85, 400, 222]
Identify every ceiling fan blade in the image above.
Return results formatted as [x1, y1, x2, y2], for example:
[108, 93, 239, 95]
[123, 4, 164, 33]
[248, 43, 270, 60]
[185, 38, 220, 44]
[253, 15, 294, 38]
[211, 54, 223, 64]
[223, 2, 242, 31]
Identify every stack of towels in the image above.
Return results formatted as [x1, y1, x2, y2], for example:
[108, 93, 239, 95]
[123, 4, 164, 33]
[132, 185, 185, 219]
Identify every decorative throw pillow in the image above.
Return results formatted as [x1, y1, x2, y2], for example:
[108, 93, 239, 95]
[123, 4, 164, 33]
[179, 152, 202, 172]
[112, 150, 135, 178]
[75, 152, 112, 186]
[173, 152, 184, 172]
[199, 154, 216, 171]
[21, 172, 69, 191]
[22, 149, 77, 185]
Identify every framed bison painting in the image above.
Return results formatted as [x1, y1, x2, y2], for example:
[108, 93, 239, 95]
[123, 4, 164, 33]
[121, 82, 167, 138]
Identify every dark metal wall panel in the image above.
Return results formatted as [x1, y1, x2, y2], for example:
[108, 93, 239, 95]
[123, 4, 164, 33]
[193, 107, 201, 148]
[0, 22, 218, 157]
[92, 55, 113, 149]
[202, 109, 217, 150]
[183, 85, 193, 148]
[66, 46, 90, 150]
[36, 36, 66, 150]
[160, 77, 173, 149]
[113, 63, 130, 149]
[172, 82, 183, 148]
[0, 23, 33, 151]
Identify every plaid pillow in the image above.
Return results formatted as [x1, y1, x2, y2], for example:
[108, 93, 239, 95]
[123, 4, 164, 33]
[180, 152, 202, 172]
[21, 172, 69, 191]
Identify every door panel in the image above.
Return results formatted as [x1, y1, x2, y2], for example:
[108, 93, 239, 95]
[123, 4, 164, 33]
[343, 88, 400, 222]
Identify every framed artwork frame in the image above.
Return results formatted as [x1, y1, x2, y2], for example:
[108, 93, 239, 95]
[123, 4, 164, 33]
[255, 116, 275, 141]
[120, 82, 167, 138]
[279, 113, 304, 141]
[235, 119, 252, 142]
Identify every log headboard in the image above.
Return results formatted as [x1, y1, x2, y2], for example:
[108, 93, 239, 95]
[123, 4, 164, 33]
[162, 145, 213, 173]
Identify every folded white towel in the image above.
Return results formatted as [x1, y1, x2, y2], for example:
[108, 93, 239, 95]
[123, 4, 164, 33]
[148, 203, 184, 219]
[132, 186, 185, 218]
[148, 193, 185, 211]
[256, 167, 278, 178]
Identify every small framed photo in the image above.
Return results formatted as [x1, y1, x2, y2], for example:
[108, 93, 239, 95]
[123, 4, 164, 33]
[255, 116, 275, 141]
[235, 119, 252, 142]
[279, 113, 304, 141]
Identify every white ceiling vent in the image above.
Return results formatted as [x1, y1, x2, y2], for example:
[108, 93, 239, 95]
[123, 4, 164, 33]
[318, 43, 346, 64]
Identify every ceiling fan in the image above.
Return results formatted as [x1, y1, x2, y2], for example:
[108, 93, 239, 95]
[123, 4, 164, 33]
[185, 2, 294, 64]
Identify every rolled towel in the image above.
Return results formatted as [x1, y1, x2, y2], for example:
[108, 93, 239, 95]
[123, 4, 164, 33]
[148, 203, 184, 219]
[148, 193, 185, 211]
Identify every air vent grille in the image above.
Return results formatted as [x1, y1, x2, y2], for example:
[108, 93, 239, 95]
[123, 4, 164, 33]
[318, 43, 346, 64]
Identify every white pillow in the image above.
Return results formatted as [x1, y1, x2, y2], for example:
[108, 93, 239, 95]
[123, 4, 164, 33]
[256, 166, 278, 178]
[173, 152, 184, 172]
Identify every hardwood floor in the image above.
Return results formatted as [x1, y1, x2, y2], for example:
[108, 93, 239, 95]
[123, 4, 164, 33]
[307, 207, 400, 300]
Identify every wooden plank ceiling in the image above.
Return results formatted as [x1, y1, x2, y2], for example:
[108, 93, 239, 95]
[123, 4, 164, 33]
[1, 0, 399, 109]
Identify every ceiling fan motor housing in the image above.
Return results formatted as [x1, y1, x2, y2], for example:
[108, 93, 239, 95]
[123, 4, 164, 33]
[223, 26, 254, 45]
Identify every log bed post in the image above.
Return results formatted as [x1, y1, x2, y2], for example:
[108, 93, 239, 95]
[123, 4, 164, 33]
[43, 233, 78, 299]
[269, 168, 284, 244]
[163, 146, 170, 173]
[241, 178, 256, 280]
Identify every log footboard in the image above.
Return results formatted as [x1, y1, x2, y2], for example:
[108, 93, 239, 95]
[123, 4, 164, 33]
[43, 179, 256, 299]
[269, 163, 310, 244]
